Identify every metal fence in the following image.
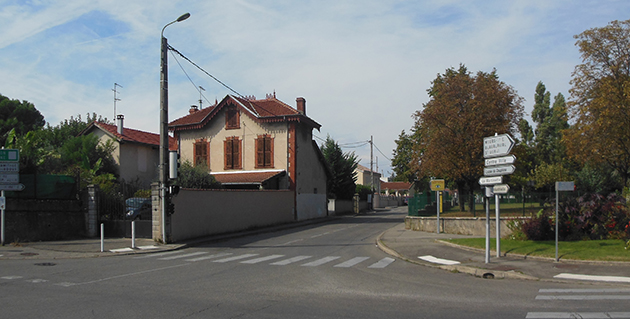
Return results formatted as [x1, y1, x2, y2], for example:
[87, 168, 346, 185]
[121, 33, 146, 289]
[5, 174, 78, 200]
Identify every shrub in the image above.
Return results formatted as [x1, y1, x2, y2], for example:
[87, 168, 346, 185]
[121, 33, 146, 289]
[521, 210, 554, 241]
[175, 161, 222, 189]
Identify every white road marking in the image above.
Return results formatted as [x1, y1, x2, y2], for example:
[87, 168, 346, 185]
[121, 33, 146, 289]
[137, 245, 160, 250]
[64, 263, 190, 287]
[133, 250, 183, 259]
[554, 273, 630, 283]
[302, 256, 340, 267]
[418, 255, 460, 265]
[527, 312, 630, 318]
[271, 256, 312, 265]
[274, 239, 303, 246]
[213, 254, 259, 263]
[536, 295, 630, 300]
[540, 288, 630, 293]
[186, 252, 233, 262]
[368, 257, 395, 269]
[26, 279, 48, 283]
[334, 257, 370, 268]
[1, 276, 23, 280]
[56, 282, 76, 287]
[158, 251, 208, 260]
[241, 255, 285, 264]
[110, 248, 134, 253]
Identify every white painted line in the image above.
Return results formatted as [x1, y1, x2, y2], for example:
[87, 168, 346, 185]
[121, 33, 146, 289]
[133, 250, 182, 259]
[301, 256, 340, 267]
[137, 245, 160, 250]
[186, 253, 233, 262]
[56, 282, 76, 287]
[26, 279, 48, 283]
[536, 295, 630, 300]
[110, 248, 134, 253]
[213, 254, 259, 263]
[554, 273, 630, 283]
[540, 288, 630, 293]
[368, 257, 395, 269]
[334, 257, 370, 268]
[69, 263, 190, 287]
[271, 256, 312, 265]
[527, 312, 630, 318]
[241, 255, 285, 264]
[1, 276, 23, 280]
[158, 252, 208, 260]
[274, 239, 303, 246]
[418, 255, 461, 265]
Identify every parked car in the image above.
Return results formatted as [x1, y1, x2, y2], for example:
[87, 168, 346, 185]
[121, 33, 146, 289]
[125, 197, 151, 220]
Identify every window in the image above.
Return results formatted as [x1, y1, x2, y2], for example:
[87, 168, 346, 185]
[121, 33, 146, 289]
[226, 105, 240, 129]
[194, 139, 209, 168]
[224, 137, 241, 169]
[256, 135, 274, 168]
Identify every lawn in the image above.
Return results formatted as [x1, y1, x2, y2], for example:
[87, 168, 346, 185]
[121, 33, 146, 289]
[445, 238, 630, 262]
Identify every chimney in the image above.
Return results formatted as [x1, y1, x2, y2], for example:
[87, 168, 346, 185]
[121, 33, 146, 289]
[116, 114, 124, 135]
[296, 97, 306, 115]
[189, 105, 199, 114]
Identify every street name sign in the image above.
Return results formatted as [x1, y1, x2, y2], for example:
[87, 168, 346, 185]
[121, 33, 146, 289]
[556, 181, 575, 192]
[0, 173, 19, 184]
[0, 163, 19, 172]
[0, 149, 19, 162]
[0, 184, 25, 191]
[493, 184, 510, 194]
[479, 176, 502, 186]
[485, 155, 516, 167]
[483, 164, 516, 176]
[483, 134, 515, 158]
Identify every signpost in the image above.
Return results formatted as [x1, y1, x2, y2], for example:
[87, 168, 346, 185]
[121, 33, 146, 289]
[0, 149, 21, 246]
[555, 181, 574, 261]
[430, 179, 445, 234]
[480, 134, 516, 263]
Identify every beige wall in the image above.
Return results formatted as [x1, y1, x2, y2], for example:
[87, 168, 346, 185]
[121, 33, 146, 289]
[170, 189, 295, 242]
[178, 110, 289, 172]
[356, 169, 381, 193]
[294, 125, 327, 219]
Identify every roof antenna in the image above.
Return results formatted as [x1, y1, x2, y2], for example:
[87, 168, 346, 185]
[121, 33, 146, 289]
[198, 86, 205, 109]
[112, 83, 123, 120]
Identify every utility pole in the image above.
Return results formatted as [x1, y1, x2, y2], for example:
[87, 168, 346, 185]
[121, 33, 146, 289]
[370, 135, 374, 192]
[112, 83, 122, 120]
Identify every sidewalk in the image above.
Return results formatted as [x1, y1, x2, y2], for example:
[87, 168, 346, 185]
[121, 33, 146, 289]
[377, 220, 630, 284]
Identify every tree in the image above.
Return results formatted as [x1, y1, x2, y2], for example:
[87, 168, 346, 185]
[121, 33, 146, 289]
[564, 19, 630, 188]
[175, 161, 221, 189]
[391, 130, 418, 183]
[321, 135, 358, 200]
[413, 65, 524, 212]
[0, 94, 45, 146]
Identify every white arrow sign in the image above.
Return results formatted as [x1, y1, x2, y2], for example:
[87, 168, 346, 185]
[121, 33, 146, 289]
[484, 165, 516, 176]
[0, 183, 25, 191]
[483, 134, 515, 159]
[479, 176, 502, 186]
[493, 184, 510, 194]
[0, 173, 19, 184]
[485, 155, 516, 167]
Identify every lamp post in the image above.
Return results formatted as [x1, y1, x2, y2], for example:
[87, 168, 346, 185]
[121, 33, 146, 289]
[160, 12, 190, 243]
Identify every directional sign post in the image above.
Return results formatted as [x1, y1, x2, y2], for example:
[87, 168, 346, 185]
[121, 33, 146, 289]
[0, 149, 20, 246]
[430, 180, 445, 234]
[493, 184, 510, 194]
[555, 181, 575, 262]
[483, 134, 515, 159]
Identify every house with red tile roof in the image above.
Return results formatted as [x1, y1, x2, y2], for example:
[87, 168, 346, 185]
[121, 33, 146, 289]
[80, 115, 177, 188]
[169, 94, 328, 221]
[355, 164, 381, 193]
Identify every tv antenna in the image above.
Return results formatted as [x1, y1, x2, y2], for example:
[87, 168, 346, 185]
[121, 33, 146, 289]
[112, 83, 123, 119]
[198, 86, 205, 109]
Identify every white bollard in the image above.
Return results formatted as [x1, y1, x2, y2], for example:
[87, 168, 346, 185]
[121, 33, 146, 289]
[100, 223, 104, 252]
[131, 221, 136, 249]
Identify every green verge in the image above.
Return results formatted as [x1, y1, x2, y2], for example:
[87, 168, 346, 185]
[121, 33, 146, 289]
[445, 238, 630, 262]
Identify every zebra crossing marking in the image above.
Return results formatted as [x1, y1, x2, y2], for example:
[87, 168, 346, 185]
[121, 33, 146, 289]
[133, 250, 182, 259]
[529, 288, 630, 318]
[158, 251, 208, 260]
[302, 256, 341, 267]
[554, 273, 630, 283]
[270, 256, 312, 265]
[526, 312, 630, 318]
[334, 257, 370, 268]
[368, 257, 395, 268]
[536, 295, 630, 300]
[241, 255, 285, 264]
[213, 254, 259, 263]
[186, 252, 233, 262]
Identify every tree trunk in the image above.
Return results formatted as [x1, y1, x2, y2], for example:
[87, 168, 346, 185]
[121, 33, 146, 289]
[457, 181, 466, 212]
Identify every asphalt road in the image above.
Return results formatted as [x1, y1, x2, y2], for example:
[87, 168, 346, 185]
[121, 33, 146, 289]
[1, 209, 627, 318]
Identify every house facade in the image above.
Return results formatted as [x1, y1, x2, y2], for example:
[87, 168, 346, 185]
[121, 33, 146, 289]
[355, 164, 381, 193]
[81, 115, 177, 188]
[169, 94, 328, 220]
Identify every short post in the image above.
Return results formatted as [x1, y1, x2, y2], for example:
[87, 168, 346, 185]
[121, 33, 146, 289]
[555, 187, 559, 262]
[100, 223, 104, 253]
[485, 187, 492, 263]
[131, 220, 136, 249]
[1, 190, 5, 246]
[554, 181, 575, 262]
[436, 191, 440, 234]
[495, 194, 500, 258]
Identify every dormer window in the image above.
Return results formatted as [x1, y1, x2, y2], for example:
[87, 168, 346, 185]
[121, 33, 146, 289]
[226, 105, 240, 129]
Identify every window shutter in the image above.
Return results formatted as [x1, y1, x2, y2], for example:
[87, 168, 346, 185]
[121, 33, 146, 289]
[234, 138, 241, 169]
[225, 139, 232, 169]
[256, 137, 263, 168]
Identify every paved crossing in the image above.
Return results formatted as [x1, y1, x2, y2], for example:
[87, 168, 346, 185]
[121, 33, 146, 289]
[133, 250, 396, 269]
[526, 288, 630, 318]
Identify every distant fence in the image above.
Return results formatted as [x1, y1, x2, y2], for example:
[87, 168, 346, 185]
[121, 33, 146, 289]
[5, 174, 78, 200]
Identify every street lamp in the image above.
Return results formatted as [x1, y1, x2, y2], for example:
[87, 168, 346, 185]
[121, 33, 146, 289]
[160, 12, 190, 243]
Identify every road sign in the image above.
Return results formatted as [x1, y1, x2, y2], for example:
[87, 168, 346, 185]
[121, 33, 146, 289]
[0, 149, 19, 162]
[479, 176, 502, 186]
[485, 186, 494, 198]
[0, 184, 25, 191]
[485, 155, 516, 167]
[0, 196, 4, 209]
[430, 179, 445, 191]
[483, 164, 516, 176]
[556, 181, 575, 192]
[0, 163, 19, 172]
[483, 134, 515, 158]
[0, 173, 19, 184]
[493, 184, 510, 194]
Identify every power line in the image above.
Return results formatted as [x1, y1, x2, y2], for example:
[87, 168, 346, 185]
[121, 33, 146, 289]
[170, 50, 213, 108]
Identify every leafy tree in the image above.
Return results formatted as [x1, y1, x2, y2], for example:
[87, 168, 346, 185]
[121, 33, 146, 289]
[321, 135, 358, 200]
[42, 113, 111, 149]
[4, 128, 50, 174]
[413, 65, 524, 212]
[175, 161, 221, 189]
[564, 19, 630, 188]
[391, 130, 418, 183]
[0, 94, 45, 146]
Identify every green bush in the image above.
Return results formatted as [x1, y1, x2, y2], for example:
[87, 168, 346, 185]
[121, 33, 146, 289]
[175, 161, 221, 189]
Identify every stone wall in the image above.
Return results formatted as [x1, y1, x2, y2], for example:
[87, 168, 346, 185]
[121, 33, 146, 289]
[3, 198, 84, 242]
[405, 216, 530, 237]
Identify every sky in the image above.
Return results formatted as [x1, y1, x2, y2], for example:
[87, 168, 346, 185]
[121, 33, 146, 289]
[1, 0, 628, 178]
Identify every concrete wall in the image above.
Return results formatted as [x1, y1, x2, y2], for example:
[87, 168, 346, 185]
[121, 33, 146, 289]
[169, 189, 295, 242]
[297, 193, 327, 220]
[3, 199, 84, 242]
[327, 199, 369, 215]
[405, 216, 530, 237]
[295, 126, 327, 220]
[375, 195, 402, 208]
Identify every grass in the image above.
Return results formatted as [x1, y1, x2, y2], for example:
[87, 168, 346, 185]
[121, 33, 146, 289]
[445, 238, 630, 262]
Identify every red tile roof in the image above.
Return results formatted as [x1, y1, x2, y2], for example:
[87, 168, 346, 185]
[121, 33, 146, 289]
[211, 170, 285, 185]
[87, 122, 178, 151]
[169, 94, 320, 132]
[381, 182, 412, 190]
